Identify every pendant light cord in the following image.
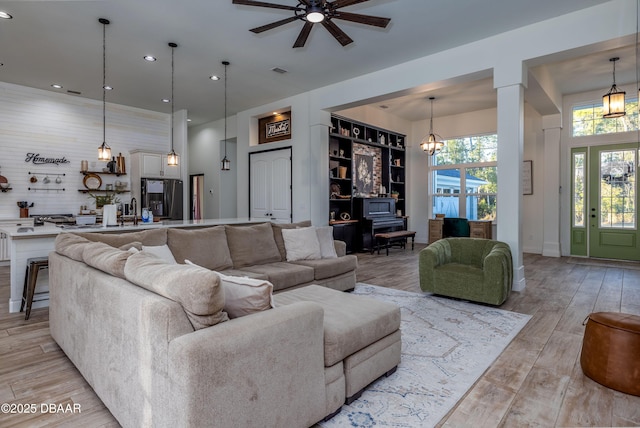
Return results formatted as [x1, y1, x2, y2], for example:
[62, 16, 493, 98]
[102, 20, 106, 144]
[171, 44, 175, 152]
[224, 61, 228, 158]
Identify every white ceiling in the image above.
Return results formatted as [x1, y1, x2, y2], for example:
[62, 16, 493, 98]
[0, 0, 632, 126]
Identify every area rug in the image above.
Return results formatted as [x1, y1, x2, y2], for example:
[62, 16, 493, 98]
[319, 284, 531, 428]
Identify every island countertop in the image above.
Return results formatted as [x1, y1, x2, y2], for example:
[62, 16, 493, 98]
[0, 217, 264, 239]
[1, 217, 266, 313]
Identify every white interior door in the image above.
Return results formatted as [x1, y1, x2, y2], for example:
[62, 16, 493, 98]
[250, 148, 292, 222]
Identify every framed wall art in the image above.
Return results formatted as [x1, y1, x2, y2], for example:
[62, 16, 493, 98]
[259, 111, 291, 144]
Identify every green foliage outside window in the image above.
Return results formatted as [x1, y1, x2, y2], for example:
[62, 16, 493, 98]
[573, 98, 639, 137]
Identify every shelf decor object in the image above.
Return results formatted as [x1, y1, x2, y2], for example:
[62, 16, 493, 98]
[420, 97, 444, 155]
[166, 42, 179, 166]
[97, 18, 112, 161]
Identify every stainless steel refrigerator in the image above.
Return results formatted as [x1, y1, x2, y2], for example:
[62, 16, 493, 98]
[141, 178, 183, 220]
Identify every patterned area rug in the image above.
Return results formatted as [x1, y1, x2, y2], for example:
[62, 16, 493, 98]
[320, 284, 531, 428]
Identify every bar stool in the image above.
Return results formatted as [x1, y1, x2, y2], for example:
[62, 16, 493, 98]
[20, 256, 49, 320]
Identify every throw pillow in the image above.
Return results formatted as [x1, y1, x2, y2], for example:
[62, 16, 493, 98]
[315, 226, 338, 259]
[281, 227, 322, 261]
[142, 244, 177, 264]
[225, 222, 281, 268]
[272, 220, 312, 260]
[124, 252, 229, 330]
[167, 226, 233, 271]
[185, 260, 275, 319]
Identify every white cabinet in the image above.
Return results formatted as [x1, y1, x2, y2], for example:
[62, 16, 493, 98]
[134, 151, 181, 179]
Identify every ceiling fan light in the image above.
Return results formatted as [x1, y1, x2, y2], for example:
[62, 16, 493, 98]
[306, 6, 325, 23]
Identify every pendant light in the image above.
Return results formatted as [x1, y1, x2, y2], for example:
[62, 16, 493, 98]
[97, 18, 112, 161]
[167, 42, 179, 166]
[221, 61, 231, 171]
[602, 57, 626, 118]
[420, 97, 444, 155]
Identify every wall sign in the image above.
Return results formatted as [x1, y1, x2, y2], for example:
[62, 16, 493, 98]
[259, 111, 291, 144]
[25, 153, 70, 166]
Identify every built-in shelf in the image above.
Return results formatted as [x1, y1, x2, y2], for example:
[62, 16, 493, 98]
[81, 171, 126, 176]
[78, 189, 130, 194]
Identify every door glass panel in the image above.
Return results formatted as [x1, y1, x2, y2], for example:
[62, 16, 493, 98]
[573, 152, 585, 227]
[599, 149, 636, 228]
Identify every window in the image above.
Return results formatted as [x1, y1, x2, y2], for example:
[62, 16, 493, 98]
[430, 134, 498, 220]
[572, 98, 638, 137]
[572, 152, 586, 227]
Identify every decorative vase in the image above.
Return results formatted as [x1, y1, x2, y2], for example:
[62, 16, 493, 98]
[338, 166, 348, 179]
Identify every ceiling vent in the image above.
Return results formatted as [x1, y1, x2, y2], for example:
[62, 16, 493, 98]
[272, 67, 288, 74]
[66, 89, 82, 95]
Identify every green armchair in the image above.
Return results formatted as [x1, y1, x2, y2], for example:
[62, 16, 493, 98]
[419, 237, 513, 305]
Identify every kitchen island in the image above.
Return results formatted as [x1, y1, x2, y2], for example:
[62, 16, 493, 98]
[1, 218, 264, 313]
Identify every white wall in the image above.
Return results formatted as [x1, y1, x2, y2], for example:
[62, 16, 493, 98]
[0, 82, 171, 218]
[522, 104, 545, 253]
[188, 116, 239, 219]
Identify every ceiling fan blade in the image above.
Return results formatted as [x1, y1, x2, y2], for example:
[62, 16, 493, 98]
[250, 16, 300, 33]
[232, 0, 301, 12]
[293, 21, 314, 48]
[330, 0, 370, 10]
[322, 20, 353, 46]
[332, 11, 390, 28]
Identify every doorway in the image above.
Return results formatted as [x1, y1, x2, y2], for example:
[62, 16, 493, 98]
[249, 147, 292, 223]
[571, 144, 639, 260]
[190, 174, 204, 220]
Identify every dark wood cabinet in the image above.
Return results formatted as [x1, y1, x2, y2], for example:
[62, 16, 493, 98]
[330, 220, 357, 254]
[329, 115, 407, 224]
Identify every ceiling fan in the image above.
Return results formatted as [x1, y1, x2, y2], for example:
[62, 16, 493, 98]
[232, 0, 391, 48]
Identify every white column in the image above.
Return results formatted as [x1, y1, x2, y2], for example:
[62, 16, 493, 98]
[495, 66, 526, 292]
[542, 114, 562, 257]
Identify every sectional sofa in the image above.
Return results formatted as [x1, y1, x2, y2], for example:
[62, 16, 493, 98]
[49, 222, 401, 427]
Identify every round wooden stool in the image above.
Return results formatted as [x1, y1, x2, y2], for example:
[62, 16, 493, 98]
[580, 312, 640, 396]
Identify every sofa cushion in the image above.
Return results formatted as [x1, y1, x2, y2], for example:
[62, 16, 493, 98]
[226, 223, 281, 268]
[219, 268, 269, 280]
[282, 227, 322, 261]
[272, 220, 312, 260]
[167, 226, 233, 271]
[82, 241, 133, 279]
[55, 233, 91, 261]
[291, 254, 358, 280]
[240, 262, 315, 291]
[124, 252, 228, 330]
[275, 285, 401, 366]
[77, 228, 167, 247]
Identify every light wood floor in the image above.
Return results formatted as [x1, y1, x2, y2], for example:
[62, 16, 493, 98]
[1, 248, 640, 427]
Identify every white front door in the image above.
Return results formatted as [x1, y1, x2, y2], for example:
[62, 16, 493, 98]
[250, 148, 292, 222]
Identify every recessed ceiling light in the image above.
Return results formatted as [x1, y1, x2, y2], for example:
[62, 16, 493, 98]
[0, 11, 13, 19]
[162, 98, 170, 103]
[51, 84, 63, 89]
[210, 75, 220, 81]
[104, 85, 113, 91]
[187, 118, 192, 122]
[143, 55, 157, 62]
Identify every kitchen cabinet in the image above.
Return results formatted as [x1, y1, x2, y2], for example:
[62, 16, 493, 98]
[132, 151, 181, 179]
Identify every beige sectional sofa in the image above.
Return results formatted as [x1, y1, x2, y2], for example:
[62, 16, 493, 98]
[49, 222, 401, 427]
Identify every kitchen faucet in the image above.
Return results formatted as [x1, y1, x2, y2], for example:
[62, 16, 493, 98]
[130, 198, 138, 226]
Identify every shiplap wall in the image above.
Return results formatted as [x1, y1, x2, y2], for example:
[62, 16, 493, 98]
[0, 82, 170, 218]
